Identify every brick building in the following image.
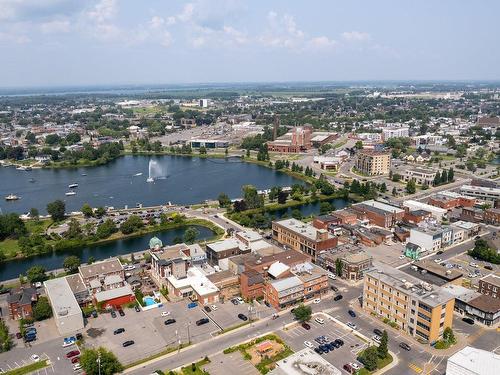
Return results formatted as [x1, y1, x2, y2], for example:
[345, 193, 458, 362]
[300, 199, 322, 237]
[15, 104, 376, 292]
[351, 200, 405, 228]
[478, 275, 500, 300]
[7, 287, 38, 320]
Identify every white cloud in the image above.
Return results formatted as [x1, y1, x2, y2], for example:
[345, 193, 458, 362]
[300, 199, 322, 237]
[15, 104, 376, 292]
[308, 36, 336, 49]
[341, 31, 371, 42]
[0, 31, 30, 44]
[149, 16, 165, 30]
[86, 0, 117, 23]
[40, 19, 70, 33]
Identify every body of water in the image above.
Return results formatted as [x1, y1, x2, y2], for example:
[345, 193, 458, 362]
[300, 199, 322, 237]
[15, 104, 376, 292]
[0, 225, 214, 281]
[0, 155, 301, 214]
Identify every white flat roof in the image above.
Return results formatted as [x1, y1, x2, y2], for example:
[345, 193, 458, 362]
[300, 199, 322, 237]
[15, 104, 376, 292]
[447, 346, 500, 375]
[167, 267, 219, 297]
[274, 218, 334, 242]
[362, 200, 405, 214]
[44, 278, 81, 317]
[208, 238, 245, 253]
[403, 200, 447, 214]
[270, 348, 341, 375]
[94, 284, 133, 302]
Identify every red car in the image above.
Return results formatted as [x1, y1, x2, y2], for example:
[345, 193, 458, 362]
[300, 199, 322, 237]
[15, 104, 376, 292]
[71, 357, 80, 364]
[66, 350, 80, 358]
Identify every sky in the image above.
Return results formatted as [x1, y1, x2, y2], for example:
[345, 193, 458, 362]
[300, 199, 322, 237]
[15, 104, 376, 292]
[0, 0, 499, 87]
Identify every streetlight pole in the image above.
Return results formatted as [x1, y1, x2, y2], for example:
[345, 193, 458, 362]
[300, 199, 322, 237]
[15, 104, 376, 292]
[187, 321, 191, 344]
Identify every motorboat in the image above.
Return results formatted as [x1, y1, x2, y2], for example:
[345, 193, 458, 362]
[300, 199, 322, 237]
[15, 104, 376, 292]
[5, 194, 20, 201]
[65, 191, 76, 196]
[16, 166, 26, 171]
[134, 172, 143, 176]
[81, 173, 87, 176]
[68, 183, 79, 188]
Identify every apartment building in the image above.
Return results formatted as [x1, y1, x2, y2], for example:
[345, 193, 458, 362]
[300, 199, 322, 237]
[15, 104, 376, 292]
[351, 200, 405, 228]
[402, 167, 436, 185]
[478, 275, 500, 300]
[272, 218, 338, 260]
[382, 127, 409, 140]
[363, 267, 455, 343]
[264, 276, 304, 310]
[355, 150, 391, 176]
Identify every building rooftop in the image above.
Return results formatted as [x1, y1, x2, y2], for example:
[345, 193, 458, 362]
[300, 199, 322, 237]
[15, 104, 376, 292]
[273, 218, 334, 242]
[79, 258, 123, 279]
[292, 262, 327, 283]
[44, 278, 81, 317]
[206, 270, 237, 284]
[414, 260, 463, 281]
[270, 276, 303, 294]
[94, 284, 134, 303]
[480, 274, 500, 288]
[104, 274, 123, 286]
[236, 230, 262, 243]
[447, 346, 500, 375]
[207, 238, 245, 253]
[65, 274, 87, 294]
[354, 200, 404, 215]
[468, 294, 500, 314]
[461, 185, 500, 194]
[245, 249, 310, 269]
[270, 348, 341, 375]
[404, 200, 447, 215]
[268, 261, 290, 278]
[366, 266, 454, 307]
[167, 267, 219, 297]
[441, 284, 481, 303]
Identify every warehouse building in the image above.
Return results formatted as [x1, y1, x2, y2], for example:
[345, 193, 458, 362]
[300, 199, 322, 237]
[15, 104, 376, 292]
[44, 278, 84, 336]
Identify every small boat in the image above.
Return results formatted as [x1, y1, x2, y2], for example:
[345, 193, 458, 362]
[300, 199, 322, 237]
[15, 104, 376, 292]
[65, 191, 76, 196]
[68, 183, 79, 188]
[5, 194, 20, 201]
[29, 178, 36, 183]
[81, 173, 87, 176]
[134, 173, 143, 176]
[16, 166, 26, 171]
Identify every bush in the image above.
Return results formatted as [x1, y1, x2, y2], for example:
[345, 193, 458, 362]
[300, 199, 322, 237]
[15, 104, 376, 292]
[33, 296, 53, 321]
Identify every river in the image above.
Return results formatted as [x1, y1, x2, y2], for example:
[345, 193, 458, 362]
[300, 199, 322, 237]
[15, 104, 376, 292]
[0, 155, 301, 214]
[0, 225, 215, 281]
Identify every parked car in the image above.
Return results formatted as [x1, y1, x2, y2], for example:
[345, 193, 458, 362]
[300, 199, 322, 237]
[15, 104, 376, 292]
[327, 342, 335, 351]
[164, 318, 176, 325]
[24, 335, 36, 343]
[30, 354, 40, 362]
[134, 304, 141, 312]
[196, 318, 209, 326]
[314, 347, 323, 355]
[319, 344, 330, 353]
[122, 340, 135, 347]
[313, 298, 321, 304]
[71, 357, 80, 364]
[161, 311, 171, 317]
[304, 341, 314, 348]
[16, 332, 22, 339]
[66, 350, 80, 358]
[334, 339, 344, 347]
[238, 313, 248, 321]
[328, 273, 336, 280]
[113, 328, 125, 335]
[204, 306, 211, 313]
[350, 363, 360, 371]
[264, 301, 271, 308]
[348, 310, 356, 317]
[399, 342, 411, 351]
[301, 322, 311, 330]
[372, 335, 381, 344]
[211, 305, 218, 311]
[315, 317, 325, 324]
[346, 322, 357, 330]
[73, 363, 82, 371]
[231, 299, 239, 305]
[333, 295, 343, 301]
[75, 333, 83, 340]
[484, 264, 493, 270]
[110, 310, 117, 318]
[91, 310, 98, 318]
[118, 308, 125, 317]
[436, 250, 444, 255]
[373, 329, 383, 336]
[235, 297, 244, 304]
[343, 364, 354, 373]
[462, 317, 475, 325]
[330, 286, 339, 292]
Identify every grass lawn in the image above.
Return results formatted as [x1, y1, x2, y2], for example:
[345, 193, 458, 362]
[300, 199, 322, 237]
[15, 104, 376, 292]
[180, 358, 211, 375]
[0, 239, 19, 258]
[3, 360, 49, 375]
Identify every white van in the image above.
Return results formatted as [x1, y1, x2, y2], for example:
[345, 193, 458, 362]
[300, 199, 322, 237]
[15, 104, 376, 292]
[328, 273, 336, 280]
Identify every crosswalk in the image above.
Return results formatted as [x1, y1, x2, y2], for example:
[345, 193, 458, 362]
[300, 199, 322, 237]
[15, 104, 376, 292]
[408, 363, 423, 374]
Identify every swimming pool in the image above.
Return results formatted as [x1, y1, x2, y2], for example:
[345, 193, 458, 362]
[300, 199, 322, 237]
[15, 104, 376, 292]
[143, 296, 156, 306]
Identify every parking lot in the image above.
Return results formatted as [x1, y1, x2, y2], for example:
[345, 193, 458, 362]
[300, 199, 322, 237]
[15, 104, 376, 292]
[279, 313, 368, 372]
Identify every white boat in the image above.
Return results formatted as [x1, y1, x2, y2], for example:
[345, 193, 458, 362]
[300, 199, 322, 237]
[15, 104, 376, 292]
[81, 173, 87, 176]
[68, 183, 79, 188]
[16, 166, 26, 171]
[134, 172, 143, 176]
[5, 194, 20, 201]
[65, 191, 76, 196]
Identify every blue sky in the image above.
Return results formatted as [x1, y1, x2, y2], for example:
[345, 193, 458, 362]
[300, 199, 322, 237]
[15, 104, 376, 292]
[0, 0, 499, 87]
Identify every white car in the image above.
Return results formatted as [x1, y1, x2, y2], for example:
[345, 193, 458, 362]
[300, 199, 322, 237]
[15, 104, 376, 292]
[160, 311, 171, 317]
[328, 273, 336, 280]
[372, 335, 381, 344]
[347, 322, 357, 330]
[470, 262, 479, 268]
[399, 255, 406, 260]
[211, 305, 218, 311]
[31, 354, 40, 362]
[313, 298, 321, 304]
[62, 341, 74, 348]
[315, 317, 325, 324]
[434, 258, 443, 263]
[304, 341, 314, 348]
[350, 363, 360, 370]
[73, 363, 82, 371]
[236, 297, 244, 304]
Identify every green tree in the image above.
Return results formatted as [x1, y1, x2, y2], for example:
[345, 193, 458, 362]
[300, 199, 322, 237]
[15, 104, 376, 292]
[46, 200, 65, 221]
[391, 187, 397, 196]
[292, 304, 312, 322]
[377, 330, 389, 359]
[448, 168, 454, 182]
[242, 185, 263, 209]
[335, 258, 343, 277]
[87, 256, 96, 265]
[63, 256, 81, 274]
[120, 215, 144, 235]
[406, 178, 416, 194]
[33, 296, 53, 321]
[199, 146, 207, 155]
[0, 320, 12, 353]
[360, 346, 379, 371]
[440, 169, 448, 184]
[217, 193, 231, 208]
[0, 213, 27, 240]
[29, 208, 39, 221]
[443, 327, 456, 344]
[380, 182, 387, 193]
[291, 209, 302, 220]
[96, 219, 118, 239]
[26, 265, 47, 283]
[80, 347, 123, 375]
[355, 140, 363, 150]
[66, 218, 83, 239]
[320, 202, 332, 215]
[94, 207, 106, 218]
[183, 227, 199, 244]
[81, 203, 94, 218]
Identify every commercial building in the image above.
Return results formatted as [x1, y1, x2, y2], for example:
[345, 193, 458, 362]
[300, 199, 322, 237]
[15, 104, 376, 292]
[402, 167, 436, 185]
[355, 150, 391, 176]
[6, 287, 38, 320]
[403, 200, 447, 221]
[264, 276, 304, 310]
[180, 118, 196, 128]
[270, 348, 341, 375]
[316, 250, 373, 281]
[189, 139, 229, 148]
[166, 267, 219, 305]
[446, 346, 500, 375]
[44, 278, 84, 336]
[478, 275, 500, 300]
[460, 185, 500, 202]
[79, 258, 124, 289]
[205, 238, 251, 266]
[272, 218, 338, 260]
[484, 207, 500, 225]
[363, 267, 455, 343]
[267, 126, 312, 153]
[408, 226, 453, 253]
[94, 284, 135, 309]
[351, 200, 405, 228]
[428, 192, 475, 209]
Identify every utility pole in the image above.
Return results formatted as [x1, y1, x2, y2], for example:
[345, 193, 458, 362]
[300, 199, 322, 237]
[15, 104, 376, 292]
[186, 321, 191, 344]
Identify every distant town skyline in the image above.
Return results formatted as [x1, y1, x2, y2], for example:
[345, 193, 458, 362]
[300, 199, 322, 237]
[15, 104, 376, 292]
[1, 0, 499, 87]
